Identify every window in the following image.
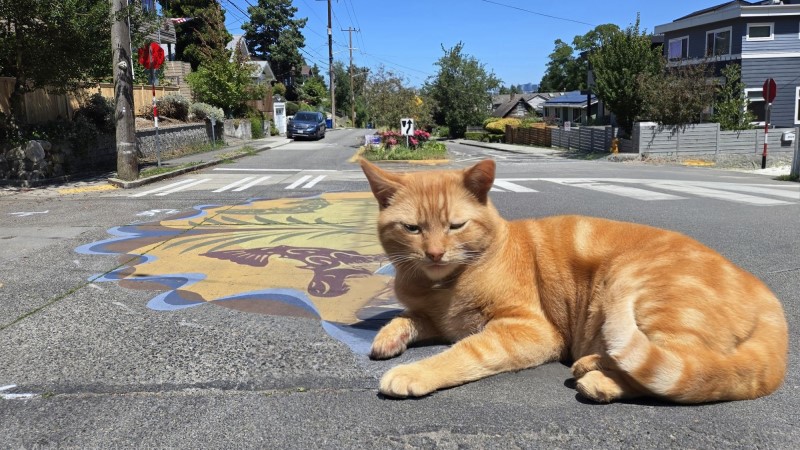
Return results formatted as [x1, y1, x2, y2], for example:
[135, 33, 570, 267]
[668, 36, 689, 60]
[706, 27, 732, 56]
[747, 23, 773, 41]
[746, 88, 766, 123]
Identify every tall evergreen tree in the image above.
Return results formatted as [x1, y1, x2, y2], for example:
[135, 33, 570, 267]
[159, 0, 231, 71]
[242, 0, 307, 95]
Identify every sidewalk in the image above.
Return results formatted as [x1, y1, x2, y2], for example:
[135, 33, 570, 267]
[108, 135, 292, 188]
[453, 139, 566, 157]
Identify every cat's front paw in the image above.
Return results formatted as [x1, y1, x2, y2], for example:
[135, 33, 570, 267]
[379, 364, 436, 398]
[369, 327, 410, 360]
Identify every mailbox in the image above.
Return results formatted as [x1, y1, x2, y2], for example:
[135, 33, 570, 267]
[781, 131, 795, 144]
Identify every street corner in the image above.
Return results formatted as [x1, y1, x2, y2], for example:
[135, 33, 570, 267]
[75, 192, 402, 355]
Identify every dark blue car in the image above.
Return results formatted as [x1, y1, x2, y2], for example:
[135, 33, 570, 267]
[287, 111, 326, 140]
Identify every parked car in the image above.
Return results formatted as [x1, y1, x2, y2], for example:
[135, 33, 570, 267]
[287, 111, 326, 140]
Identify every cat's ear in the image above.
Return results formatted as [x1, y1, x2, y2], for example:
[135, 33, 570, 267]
[360, 159, 403, 209]
[463, 159, 496, 204]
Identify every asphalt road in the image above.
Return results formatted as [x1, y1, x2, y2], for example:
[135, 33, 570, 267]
[1, 128, 798, 448]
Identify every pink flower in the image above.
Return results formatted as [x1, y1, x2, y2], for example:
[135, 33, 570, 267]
[409, 137, 419, 146]
[387, 138, 397, 146]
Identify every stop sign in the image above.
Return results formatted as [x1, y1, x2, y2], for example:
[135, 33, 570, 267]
[138, 42, 165, 70]
[762, 78, 777, 103]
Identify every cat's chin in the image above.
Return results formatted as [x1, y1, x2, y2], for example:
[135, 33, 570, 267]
[422, 262, 458, 280]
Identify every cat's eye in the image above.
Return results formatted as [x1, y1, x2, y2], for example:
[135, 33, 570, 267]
[449, 222, 467, 231]
[402, 223, 421, 234]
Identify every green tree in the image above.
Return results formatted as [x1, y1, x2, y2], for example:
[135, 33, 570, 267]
[638, 60, 716, 126]
[159, 0, 231, 71]
[0, 0, 118, 123]
[242, 0, 306, 96]
[589, 15, 662, 136]
[712, 63, 754, 130]
[538, 39, 582, 92]
[186, 51, 264, 117]
[538, 24, 620, 93]
[365, 66, 431, 130]
[425, 42, 501, 138]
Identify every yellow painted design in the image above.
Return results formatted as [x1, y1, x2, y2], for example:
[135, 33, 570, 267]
[96, 192, 393, 326]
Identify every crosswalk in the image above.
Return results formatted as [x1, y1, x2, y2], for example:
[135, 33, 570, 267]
[126, 172, 799, 207]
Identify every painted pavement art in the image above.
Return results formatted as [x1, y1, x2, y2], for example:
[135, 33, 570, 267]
[76, 192, 401, 355]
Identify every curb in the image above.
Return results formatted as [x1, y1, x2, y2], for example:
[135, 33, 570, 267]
[349, 146, 451, 165]
[108, 140, 291, 189]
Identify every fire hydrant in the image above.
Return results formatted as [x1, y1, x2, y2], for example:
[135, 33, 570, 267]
[610, 137, 619, 154]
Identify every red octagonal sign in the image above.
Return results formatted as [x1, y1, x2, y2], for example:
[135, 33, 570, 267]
[762, 78, 777, 103]
[138, 42, 165, 70]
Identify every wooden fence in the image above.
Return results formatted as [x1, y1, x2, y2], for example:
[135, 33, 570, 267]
[504, 124, 552, 147]
[0, 78, 180, 124]
[634, 122, 797, 156]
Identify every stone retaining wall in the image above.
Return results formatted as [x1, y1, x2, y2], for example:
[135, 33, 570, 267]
[0, 120, 237, 186]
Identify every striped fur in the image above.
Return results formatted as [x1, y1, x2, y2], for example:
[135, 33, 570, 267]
[360, 159, 788, 403]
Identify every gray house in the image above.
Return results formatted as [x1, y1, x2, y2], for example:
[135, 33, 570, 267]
[654, 0, 800, 128]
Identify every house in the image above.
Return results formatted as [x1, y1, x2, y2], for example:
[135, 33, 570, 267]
[543, 91, 598, 125]
[491, 92, 563, 118]
[654, 0, 800, 127]
[491, 93, 536, 118]
[226, 35, 276, 85]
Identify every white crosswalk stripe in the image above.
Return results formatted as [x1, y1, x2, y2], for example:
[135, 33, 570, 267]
[285, 175, 313, 189]
[303, 175, 327, 188]
[213, 176, 256, 193]
[492, 180, 538, 193]
[124, 173, 798, 206]
[232, 176, 272, 192]
[129, 178, 200, 198]
[155, 178, 210, 196]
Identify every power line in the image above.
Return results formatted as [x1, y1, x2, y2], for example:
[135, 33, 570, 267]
[480, 0, 595, 27]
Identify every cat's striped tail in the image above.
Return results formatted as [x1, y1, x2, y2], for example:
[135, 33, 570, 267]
[602, 293, 788, 403]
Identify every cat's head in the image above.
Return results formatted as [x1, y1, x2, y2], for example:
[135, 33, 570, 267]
[360, 159, 501, 281]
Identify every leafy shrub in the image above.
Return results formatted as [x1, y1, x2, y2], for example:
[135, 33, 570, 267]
[250, 115, 264, 139]
[74, 93, 115, 133]
[157, 93, 190, 121]
[190, 102, 224, 124]
[484, 118, 521, 133]
[286, 101, 299, 116]
[465, 131, 488, 141]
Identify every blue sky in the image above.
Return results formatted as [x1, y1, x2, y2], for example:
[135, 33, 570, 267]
[219, 1, 727, 88]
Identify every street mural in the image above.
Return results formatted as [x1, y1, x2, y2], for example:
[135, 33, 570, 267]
[76, 192, 401, 355]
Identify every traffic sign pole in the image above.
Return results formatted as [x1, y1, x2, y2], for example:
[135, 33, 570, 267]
[762, 78, 777, 169]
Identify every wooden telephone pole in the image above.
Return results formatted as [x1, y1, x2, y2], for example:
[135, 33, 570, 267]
[111, 0, 138, 180]
[341, 27, 359, 127]
[327, 0, 335, 129]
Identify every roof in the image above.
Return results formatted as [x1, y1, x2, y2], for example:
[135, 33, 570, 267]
[655, 1, 800, 34]
[544, 91, 597, 107]
[491, 96, 535, 118]
[249, 59, 276, 81]
[226, 35, 250, 61]
[674, 1, 752, 21]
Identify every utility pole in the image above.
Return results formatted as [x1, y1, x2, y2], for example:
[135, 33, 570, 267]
[111, 0, 138, 180]
[327, 0, 335, 129]
[341, 27, 359, 127]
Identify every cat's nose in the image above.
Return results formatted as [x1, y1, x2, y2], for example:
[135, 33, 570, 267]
[425, 250, 444, 262]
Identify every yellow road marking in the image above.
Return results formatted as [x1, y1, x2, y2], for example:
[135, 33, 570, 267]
[58, 184, 118, 195]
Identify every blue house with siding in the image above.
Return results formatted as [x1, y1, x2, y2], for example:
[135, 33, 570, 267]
[654, 0, 800, 128]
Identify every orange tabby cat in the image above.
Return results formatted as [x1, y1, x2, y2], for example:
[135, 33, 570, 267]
[360, 158, 788, 403]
